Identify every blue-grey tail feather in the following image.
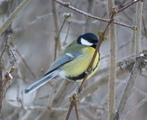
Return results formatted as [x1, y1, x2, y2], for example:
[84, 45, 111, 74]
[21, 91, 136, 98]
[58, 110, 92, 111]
[24, 72, 57, 94]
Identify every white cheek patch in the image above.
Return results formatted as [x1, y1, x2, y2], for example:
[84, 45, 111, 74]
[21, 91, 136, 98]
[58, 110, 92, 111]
[81, 38, 93, 46]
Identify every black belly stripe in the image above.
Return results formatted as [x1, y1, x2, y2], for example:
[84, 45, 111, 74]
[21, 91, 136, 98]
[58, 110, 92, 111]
[67, 52, 100, 81]
[67, 72, 86, 81]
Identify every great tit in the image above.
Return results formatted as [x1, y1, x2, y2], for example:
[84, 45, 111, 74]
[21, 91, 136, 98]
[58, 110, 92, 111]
[24, 33, 100, 94]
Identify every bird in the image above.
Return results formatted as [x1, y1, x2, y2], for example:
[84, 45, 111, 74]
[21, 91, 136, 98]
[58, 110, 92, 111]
[24, 33, 100, 94]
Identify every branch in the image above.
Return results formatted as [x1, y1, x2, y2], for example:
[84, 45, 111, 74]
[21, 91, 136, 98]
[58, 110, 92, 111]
[123, 98, 147, 120]
[77, 26, 106, 93]
[52, 0, 137, 30]
[116, 60, 140, 120]
[52, 80, 71, 106]
[135, 1, 143, 55]
[0, 0, 30, 35]
[117, 1, 144, 119]
[130, 0, 143, 54]
[0, 61, 3, 118]
[13, 13, 52, 33]
[84, 0, 95, 32]
[78, 68, 127, 100]
[118, 0, 141, 13]
[15, 49, 36, 80]
[66, 93, 79, 120]
[142, 16, 147, 38]
[108, 2, 117, 120]
[52, 1, 61, 60]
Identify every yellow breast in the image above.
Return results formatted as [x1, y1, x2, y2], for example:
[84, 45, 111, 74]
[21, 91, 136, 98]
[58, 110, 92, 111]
[63, 47, 100, 81]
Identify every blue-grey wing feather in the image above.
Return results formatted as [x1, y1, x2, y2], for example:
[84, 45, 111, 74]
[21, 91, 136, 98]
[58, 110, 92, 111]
[44, 51, 82, 76]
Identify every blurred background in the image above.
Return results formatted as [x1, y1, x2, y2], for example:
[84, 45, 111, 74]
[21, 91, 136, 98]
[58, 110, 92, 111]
[0, 0, 147, 120]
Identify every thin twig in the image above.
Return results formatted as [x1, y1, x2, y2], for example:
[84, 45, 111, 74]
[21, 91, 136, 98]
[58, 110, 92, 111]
[116, 60, 140, 120]
[0, 62, 3, 118]
[84, 0, 95, 32]
[66, 101, 74, 120]
[15, 49, 36, 80]
[74, 101, 80, 120]
[63, 21, 71, 46]
[13, 13, 52, 33]
[83, 109, 97, 120]
[0, 40, 8, 61]
[0, 0, 30, 35]
[53, 0, 137, 30]
[122, 98, 147, 120]
[77, 69, 126, 100]
[52, 1, 61, 60]
[142, 16, 147, 38]
[134, 87, 147, 97]
[56, 18, 67, 43]
[52, 81, 70, 106]
[66, 93, 79, 120]
[118, 0, 141, 13]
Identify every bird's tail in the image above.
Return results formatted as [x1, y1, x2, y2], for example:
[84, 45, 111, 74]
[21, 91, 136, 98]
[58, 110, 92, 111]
[24, 72, 57, 94]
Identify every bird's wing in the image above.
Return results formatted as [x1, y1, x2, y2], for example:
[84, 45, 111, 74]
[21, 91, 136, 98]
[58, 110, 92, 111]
[24, 52, 82, 94]
[44, 51, 82, 76]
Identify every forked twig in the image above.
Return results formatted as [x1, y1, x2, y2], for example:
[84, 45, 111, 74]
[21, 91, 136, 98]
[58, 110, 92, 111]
[53, 0, 138, 30]
[66, 93, 79, 120]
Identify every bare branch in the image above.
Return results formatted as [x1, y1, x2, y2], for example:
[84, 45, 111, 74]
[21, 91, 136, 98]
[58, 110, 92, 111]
[122, 98, 147, 120]
[135, 1, 143, 55]
[13, 13, 52, 33]
[117, 1, 144, 119]
[66, 93, 79, 120]
[0, 0, 30, 35]
[117, 60, 140, 119]
[118, 0, 141, 13]
[107, 2, 117, 120]
[52, 0, 137, 29]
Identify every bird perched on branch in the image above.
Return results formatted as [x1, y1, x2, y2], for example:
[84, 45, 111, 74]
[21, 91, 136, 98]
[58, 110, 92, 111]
[24, 33, 100, 94]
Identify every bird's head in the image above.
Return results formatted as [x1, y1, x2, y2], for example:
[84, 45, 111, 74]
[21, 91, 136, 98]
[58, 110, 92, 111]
[77, 33, 98, 48]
